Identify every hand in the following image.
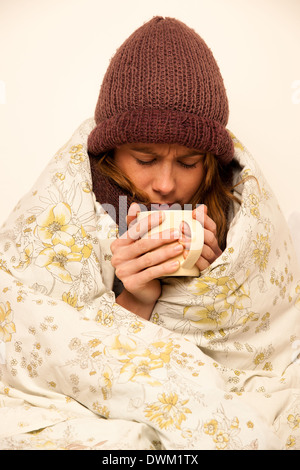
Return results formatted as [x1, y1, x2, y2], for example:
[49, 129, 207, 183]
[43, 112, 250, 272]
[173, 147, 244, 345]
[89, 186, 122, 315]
[182, 205, 222, 272]
[194, 205, 222, 271]
[110, 203, 183, 319]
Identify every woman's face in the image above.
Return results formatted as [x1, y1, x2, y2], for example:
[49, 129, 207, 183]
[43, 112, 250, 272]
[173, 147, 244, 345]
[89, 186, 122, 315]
[114, 143, 205, 206]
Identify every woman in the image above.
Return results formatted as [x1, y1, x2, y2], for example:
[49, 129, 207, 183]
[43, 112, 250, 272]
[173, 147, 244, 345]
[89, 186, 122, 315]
[87, 16, 241, 320]
[1, 16, 299, 450]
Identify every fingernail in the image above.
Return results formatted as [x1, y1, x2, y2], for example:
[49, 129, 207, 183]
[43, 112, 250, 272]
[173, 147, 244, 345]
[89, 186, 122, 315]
[174, 243, 184, 252]
[169, 260, 180, 269]
[128, 203, 140, 216]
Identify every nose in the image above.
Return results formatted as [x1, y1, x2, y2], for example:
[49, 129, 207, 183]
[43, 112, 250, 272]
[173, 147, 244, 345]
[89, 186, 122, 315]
[152, 164, 176, 197]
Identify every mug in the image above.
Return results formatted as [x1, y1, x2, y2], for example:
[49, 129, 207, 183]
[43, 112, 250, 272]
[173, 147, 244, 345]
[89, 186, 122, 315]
[136, 210, 204, 277]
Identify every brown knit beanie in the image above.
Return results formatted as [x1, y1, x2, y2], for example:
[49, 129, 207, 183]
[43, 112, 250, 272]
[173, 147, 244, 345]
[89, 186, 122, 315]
[88, 16, 234, 164]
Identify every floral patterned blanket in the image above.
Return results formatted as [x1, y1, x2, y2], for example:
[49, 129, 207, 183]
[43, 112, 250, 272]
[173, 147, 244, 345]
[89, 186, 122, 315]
[0, 119, 299, 450]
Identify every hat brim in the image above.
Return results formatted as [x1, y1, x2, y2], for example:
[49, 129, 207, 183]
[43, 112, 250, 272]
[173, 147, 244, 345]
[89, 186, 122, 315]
[87, 108, 234, 164]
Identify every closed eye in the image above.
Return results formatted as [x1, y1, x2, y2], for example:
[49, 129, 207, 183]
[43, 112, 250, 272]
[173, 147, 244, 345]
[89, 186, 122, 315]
[135, 159, 199, 169]
[135, 158, 156, 166]
[179, 161, 197, 169]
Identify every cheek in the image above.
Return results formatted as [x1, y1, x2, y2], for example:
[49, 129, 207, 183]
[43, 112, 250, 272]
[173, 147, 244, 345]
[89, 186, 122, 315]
[129, 168, 151, 189]
[115, 158, 148, 188]
[180, 169, 204, 195]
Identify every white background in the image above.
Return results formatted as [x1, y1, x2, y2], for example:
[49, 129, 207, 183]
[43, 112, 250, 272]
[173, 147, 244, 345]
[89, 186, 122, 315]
[0, 0, 300, 226]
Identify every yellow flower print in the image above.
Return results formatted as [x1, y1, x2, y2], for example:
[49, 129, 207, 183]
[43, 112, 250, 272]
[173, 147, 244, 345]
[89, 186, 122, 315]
[70, 145, 85, 165]
[62, 292, 84, 310]
[55, 172, 65, 181]
[254, 352, 265, 366]
[128, 320, 144, 334]
[223, 279, 251, 311]
[36, 202, 79, 246]
[230, 417, 239, 429]
[249, 194, 259, 206]
[73, 226, 93, 259]
[0, 301, 16, 342]
[253, 345, 273, 369]
[13, 243, 33, 270]
[213, 430, 230, 450]
[248, 194, 260, 218]
[151, 312, 159, 324]
[204, 419, 218, 435]
[35, 243, 83, 283]
[96, 310, 114, 327]
[146, 341, 173, 364]
[92, 402, 110, 418]
[184, 303, 230, 329]
[250, 206, 260, 218]
[185, 276, 251, 328]
[81, 181, 92, 193]
[263, 362, 273, 371]
[252, 234, 271, 272]
[120, 355, 164, 386]
[36, 224, 92, 283]
[104, 335, 137, 361]
[26, 215, 36, 224]
[0, 259, 12, 275]
[287, 413, 300, 430]
[88, 338, 101, 349]
[204, 330, 215, 339]
[70, 144, 83, 152]
[145, 393, 191, 430]
[285, 435, 296, 449]
[99, 365, 113, 400]
[191, 276, 251, 310]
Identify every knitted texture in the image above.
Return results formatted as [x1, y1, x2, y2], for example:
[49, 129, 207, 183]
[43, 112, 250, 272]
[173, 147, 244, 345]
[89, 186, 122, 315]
[88, 16, 234, 163]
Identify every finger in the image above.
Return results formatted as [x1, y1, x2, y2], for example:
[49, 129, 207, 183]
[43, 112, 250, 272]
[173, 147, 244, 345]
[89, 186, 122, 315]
[193, 205, 217, 236]
[179, 220, 191, 238]
[116, 229, 182, 264]
[126, 259, 181, 286]
[193, 240, 222, 271]
[200, 242, 221, 263]
[203, 228, 221, 253]
[126, 202, 141, 227]
[118, 211, 161, 243]
[125, 211, 165, 241]
[195, 256, 211, 272]
[204, 215, 217, 236]
[193, 205, 206, 226]
[116, 241, 184, 278]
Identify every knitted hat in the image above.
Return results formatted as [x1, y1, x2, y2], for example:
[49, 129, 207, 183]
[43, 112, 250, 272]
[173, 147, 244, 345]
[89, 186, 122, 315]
[88, 16, 234, 164]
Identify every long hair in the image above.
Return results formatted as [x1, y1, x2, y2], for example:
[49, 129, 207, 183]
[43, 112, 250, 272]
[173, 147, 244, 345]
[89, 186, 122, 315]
[95, 151, 243, 251]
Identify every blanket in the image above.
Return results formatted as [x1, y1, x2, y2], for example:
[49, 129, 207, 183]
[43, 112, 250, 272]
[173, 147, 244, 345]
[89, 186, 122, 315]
[0, 119, 299, 450]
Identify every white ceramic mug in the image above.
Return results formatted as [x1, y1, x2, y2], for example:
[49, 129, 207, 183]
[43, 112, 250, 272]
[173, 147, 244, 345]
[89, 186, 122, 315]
[136, 210, 204, 277]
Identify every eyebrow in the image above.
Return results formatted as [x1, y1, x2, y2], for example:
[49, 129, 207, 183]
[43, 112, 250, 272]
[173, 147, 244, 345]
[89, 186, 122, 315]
[130, 146, 204, 158]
